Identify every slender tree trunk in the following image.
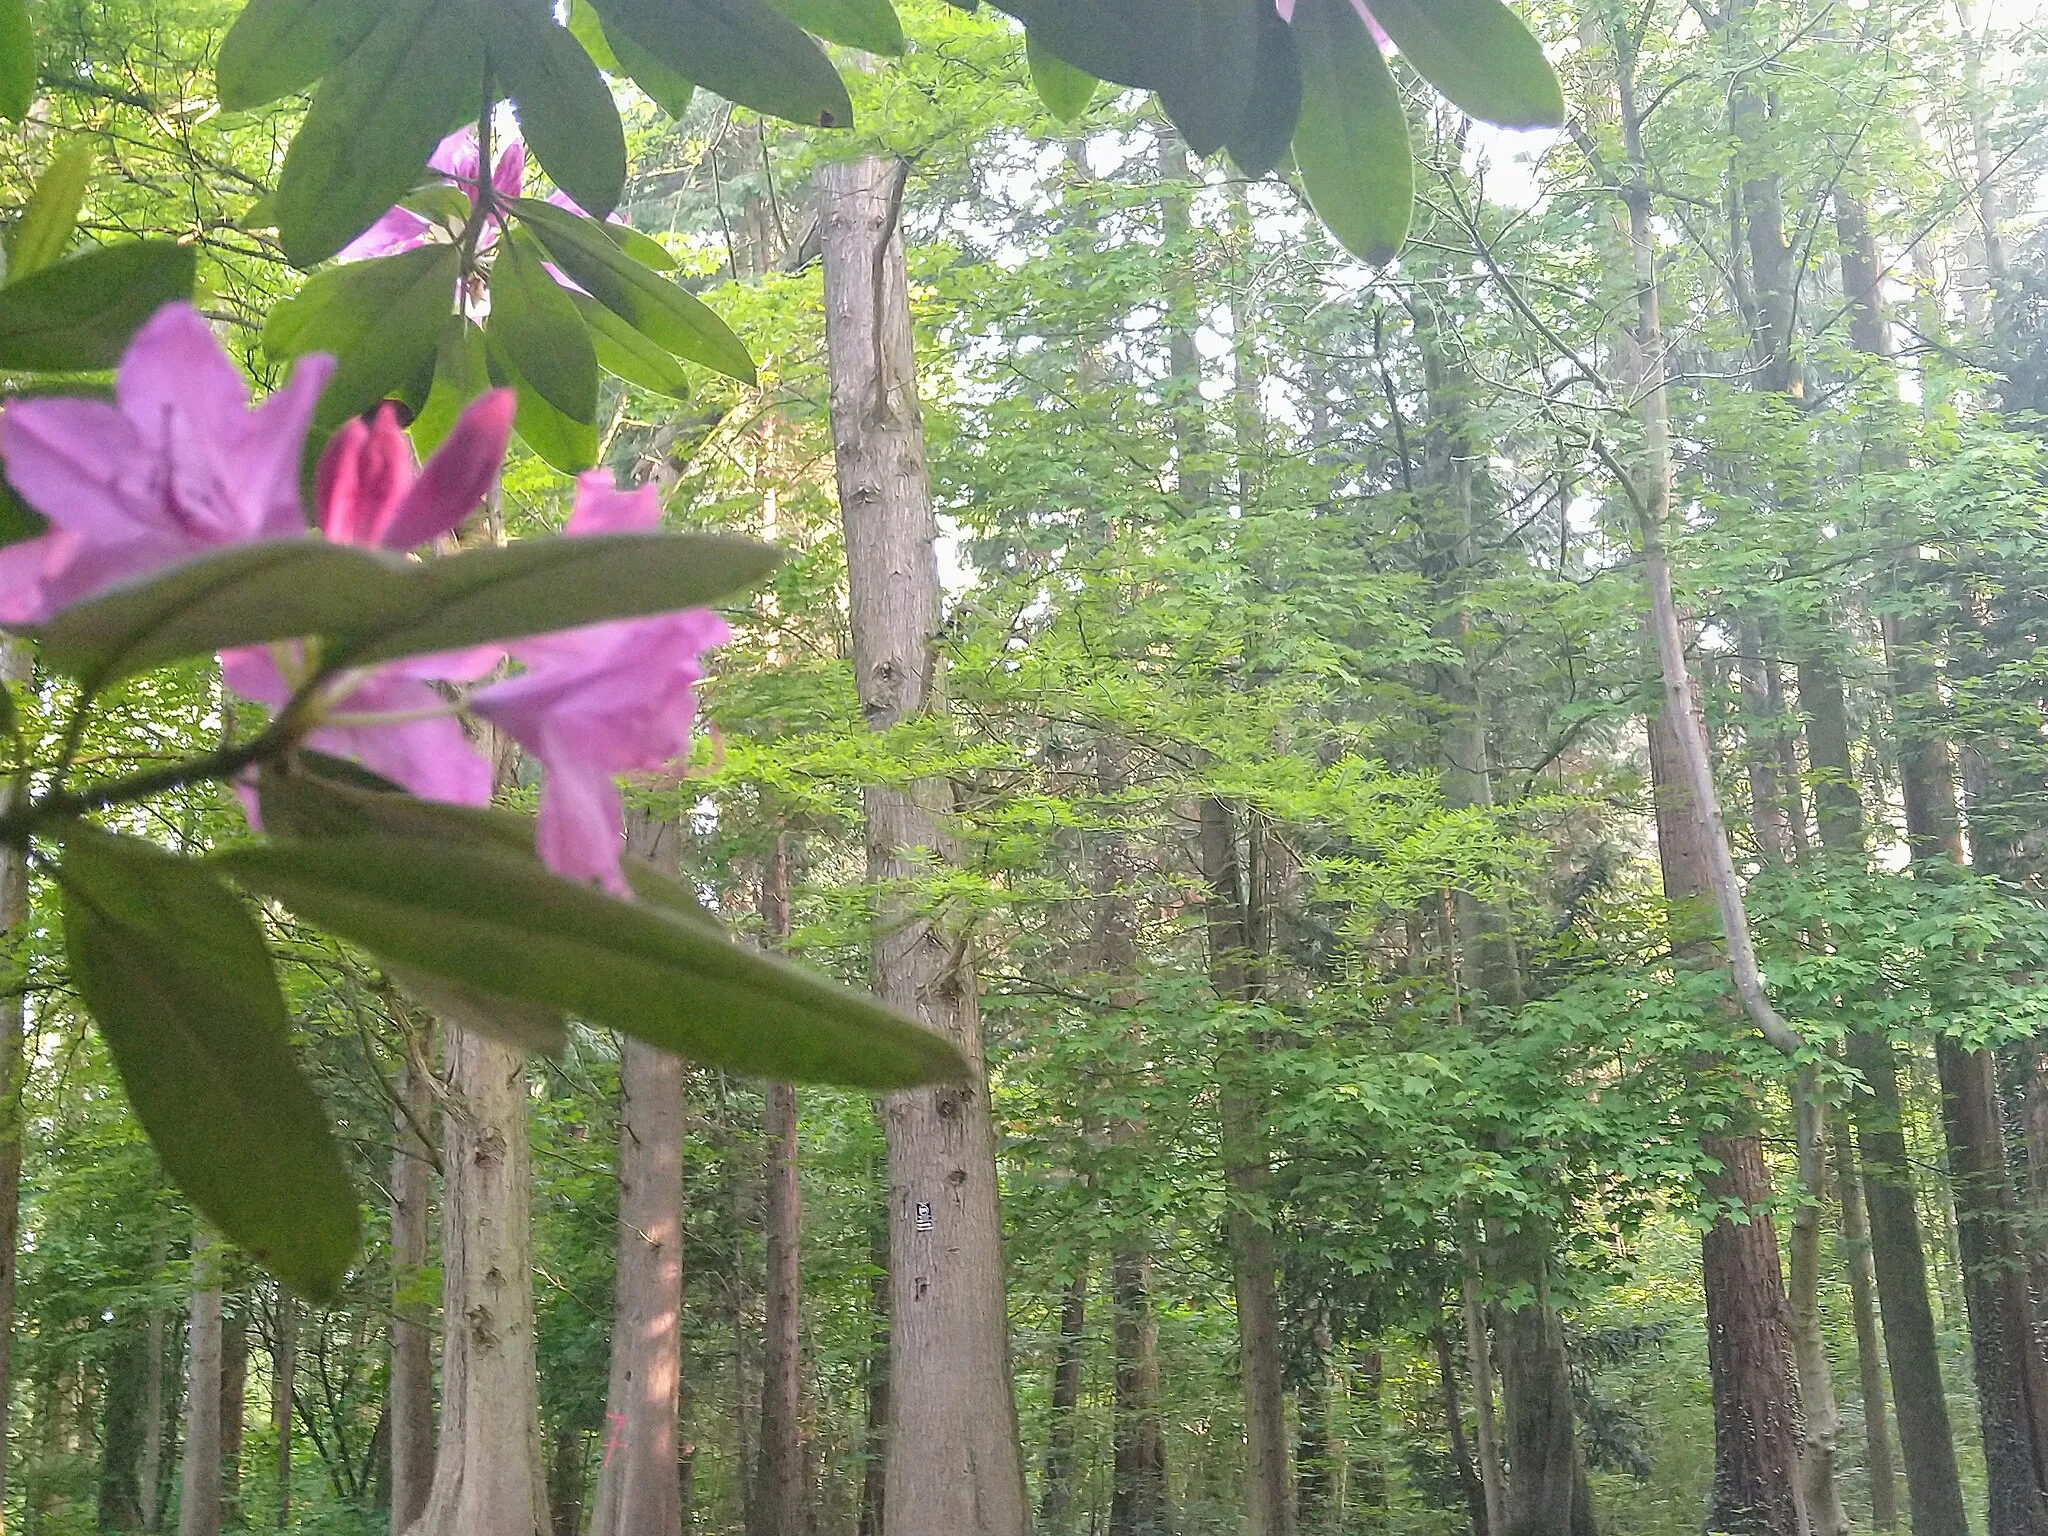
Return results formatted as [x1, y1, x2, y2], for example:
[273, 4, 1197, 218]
[1830, 1112, 1899, 1532]
[140, 1279, 168, 1532]
[2025, 1045, 2048, 1334]
[855, 1214, 889, 1536]
[1788, 1065, 1848, 1536]
[1439, 1332, 1488, 1536]
[0, 637, 30, 1523]
[178, 1232, 224, 1536]
[405, 1026, 549, 1536]
[390, 1041, 437, 1534]
[1040, 1271, 1087, 1535]
[1462, 1281, 1505, 1536]
[99, 1330, 149, 1532]
[1109, 1246, 1170, 1536]
[751, 832, 805, 1536]
[220, 1306, 246, 1526]
[272, 1298, 295, 1531]
[818, 153, 1028, 1536]
[547, 1430, 584, 1536]
[1356, 1351, 1386, 1519]
[1297, 1314, 1341, 1536]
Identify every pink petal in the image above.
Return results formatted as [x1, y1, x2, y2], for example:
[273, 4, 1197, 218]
[1347, 0, 1393, 50]
[533, 748, 631, 896]
[428, 126, 482, 184]
[564, 471, 660, 536]
[219, 644, 293, 706]
[336, 206, 436, 264]
[317, 407, 413, 548]
[0, 396, 155, 541]
[114, 305, 250, 453]
[232, 352, 335, 540]
[380, 390, 515, 551]
[1274, 0, 1295, 20]
[492, 138, 527, 200]
[311, 711, 493, 808]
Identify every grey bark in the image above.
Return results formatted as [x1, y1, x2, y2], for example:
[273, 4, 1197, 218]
[1830, 1113, 1899, 1532]
[751, 832, 805, 1536]
[817, 153, 1028, 1536]
[273, 1297, 295, 1530]
[391, 1042, 437, 1534]
[177, 1232, 223, 1536]
[1039, 1271, 1087, 1535]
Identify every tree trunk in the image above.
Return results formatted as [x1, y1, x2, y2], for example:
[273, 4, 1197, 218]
[588, 1031, 686, 1536]
[856, 1214, 889, 1536]
[1439, 1332, 1489, 1536]
[751, 833, 805, 1536]
[178, 1232, 224, 1536]
[220, 1305, 246, 1526]
[405, 1027, 549, 1536]
[1462, 1281, 1505, 1536]
[1788, 1065, 1848, 1536]
[817, 152, 1028, 1536]
[547, 1429, 584, 1536]
[1830, 1112, 1899, 1532]
[273, 1297, 295, 1530]
[99, 1330, 149, 1532]
[140, 1276, 168, 1532]
[1040, 1271, 1087, 1535]
[1110, 1246, 1170, 1536]
[1493, 1221, 1582, 1536]
[390, 1039, 437, 1533]
[0, 637, 30, 1522]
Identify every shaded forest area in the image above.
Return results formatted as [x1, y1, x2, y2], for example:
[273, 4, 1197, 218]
[3, 0, 2048, 1535]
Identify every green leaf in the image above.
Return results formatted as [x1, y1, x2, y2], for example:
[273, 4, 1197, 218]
[566, 0, 625, 70]
[0, 481, 46, 548]
[0, 0, 31, 123]
[494, 0, 628, 219]
[330, 528, 781, 667]
[605, 221, 678, 271]
[215, 835, 970, 1090]
[1152, 0, 1258, 157]
[512, 198, 756, 383]
[29, 540, 417, 686]
[764, 0, 903, 56]
[1365, 0, 1562, 129]
[216, 0, 398, 111]
[1226, 1, 1301, 178]
[566, 0, 697, 118]
[1290, 0, 1411, 265]
[587, 0, 851, 128]
[0, 242, 198, 372]
[574, 292, 692, 397]
[385, 962, 570, 1054]
[1026, 31, 1097, 123]
[485, 328, 599, 474]
[408, 312, 490, 457]
[275, 0, 482, 268]
[59, 826, 361, 1301]
[264, 244, 460, 428]
[489, 233, 598, 425]
[8, 146, 95, 283]
[995, 0, 1154, 89]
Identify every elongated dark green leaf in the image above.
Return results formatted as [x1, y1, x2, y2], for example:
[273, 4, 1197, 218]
[512, 198, 756, 383]
[485, 328, 599, 474]
[408, 312, 489, 457]
[567, 0, 626, 69]
[765, 0, 903, 56]
[265, 244, 460, 428]
[587, 0, 850, 128]
[385, 963, 569, 1053]
[1152, 0, 1257, 157]
[494, 1, 627, 218]
[1026, 31, 1097, 123]
[59, 827, 361, 1301]
[1366, 0, 1561, 128]
[568, 0, 698, 118]
[31, 540, 417, 685]
[216, 835, 968, 1089]
[606, 221, 677, 271]
[1226, 1, 1301, 178]
[331, 528, 780, 666]
[0, 0, 31, 122]
[8, 146, 95, 283]
[993, 0, 1155, 88]
[574, 292, 691, 397]
[275, 0, 482, 268]
[216, 0, 398, 110]
[0, 242, 198, 371]
[490, 234, 598, 425]
[1291, 0, 1411, 265]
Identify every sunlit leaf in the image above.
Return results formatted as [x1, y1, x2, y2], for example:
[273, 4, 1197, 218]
[216, 0, 398, 110]
[7, 146, 95, 283]
[494, 0, 628, 218]
[587, 0, 850, 128]
[264, 244, 460, 428]
[1291, 0, 1411, 265]
[1368, 0, 1563, 129]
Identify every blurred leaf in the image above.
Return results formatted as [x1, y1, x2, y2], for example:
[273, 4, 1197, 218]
[408, 312, 490, 457]
[1367, 0, 1562, 129]
[486, 328, 599, 473]
[1026, 32, 1097, 123]
[489, 234, 598, 425]
[8, 146, 95, 283]
[216, 0, 398, 110]
[1291, 0, 1411, 265]
[566, 0, 698, 118]
[385, 963, 569, 1054]
[215, 835, 970, 1089]
[275, 0, 481, 268]
[264, 244, 460, 427]
[513, 197, 755, 383]
[588, 0, 850, 128]
[494, 0, 628, 218]
[0, 479, 46, 549]
[766, 0, 904, 56]
[59, 826, 361, 1301]
[574, 292, 691, 397]
[1227, 3, 1300, 178]
[1151, 0, 1257, 156]
[606, 221, 678, 270]
[0, 242, 198, 371]
[0, 0, 30, 122]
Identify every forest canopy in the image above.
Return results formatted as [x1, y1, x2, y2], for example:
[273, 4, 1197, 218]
[0, 0, 2044, 1535]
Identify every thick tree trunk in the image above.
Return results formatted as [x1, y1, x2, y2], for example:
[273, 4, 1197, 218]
[1494, 1223, 1582, 1536]
[391, 1043, 437, 1535]
[817, 153, 1027, 1536]
[220, 1307, 246, 1525]
[273, 1297, 295, 1530]
[405, 1028, 549, 1536]
[0, 637, 30, 1521]
[1040, 1271, 1087, 1535]
[588, 1031, 686, 1536]
[752, 834, 806, 1536]
[177, 1233, 224, 1536]
[99, 1330, 149, 1532]
[1829, 1113, 1899, 1532]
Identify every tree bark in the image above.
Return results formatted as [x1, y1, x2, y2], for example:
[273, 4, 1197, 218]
[177, 1232, 224, 1536]
[1439, 1332, 1489, 1536]
[140, 1266, 168, 1533]
[391, 1040, 437, 1535]
[1110, 1246, 1170, 1536]
[1829, 1112, 1899, 1532]
[751, 834, 806, 1536]
[405, 1027, 549, 1536]
[817, 153, 1028, 1536]
[1039, 1270, 1087, 1535]
[0, 637, 30, 1522]
[99, 1329, 149, 1532]
[856, 1212, 889, 1536]
[273, 1296, 295, 1530]
[220, 1305, 246, 1526]
[1462, 1280, 1505, 1536]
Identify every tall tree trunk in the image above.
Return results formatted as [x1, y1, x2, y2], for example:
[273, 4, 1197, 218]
[1438, 1332, 1488, 1536]
[140, 1268, 168, 1533]
[751, 835, 806, 1536]
[856, 1214, 889, 1536]
[547, 1429, 584, 1536]
[1297, 1313, 1341, 1536]
[272, 1297, 295, 1531]
[99, 1330, 149, 1532]
[1462, 1280, 1505, 1536]
[1040, 1271, 1087, 1535]
[0, 637, 30, 1523]
[390, 1040, 437, 1535]
[178, 1232, 224, 1536]
[1830, 1113, 1899, 1532]
[406, 1026, 549, 1536]
[817, 153, 1028, 1536]
[220, 1306, 246, 1526]
[1109, 1246, 1170, 1536]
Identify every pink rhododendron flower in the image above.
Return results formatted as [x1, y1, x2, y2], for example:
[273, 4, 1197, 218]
[222, 391, 518, 813]
[0, 304, 333, 625]
[1272, 0, 1391, 46]
[336, 125, 527, 263]
[469, 472, 728, 896]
